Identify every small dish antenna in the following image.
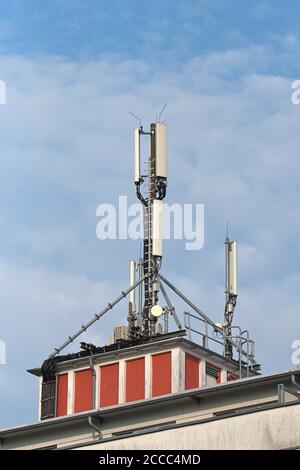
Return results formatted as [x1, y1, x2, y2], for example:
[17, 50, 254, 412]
[151, 305, 164, 317]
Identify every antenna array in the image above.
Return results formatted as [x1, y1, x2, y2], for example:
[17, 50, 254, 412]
[48, 118, 259, 377]
[129, 122, 167, 339]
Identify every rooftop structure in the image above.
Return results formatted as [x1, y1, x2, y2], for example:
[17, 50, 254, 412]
[2, 118, 295, 450]
[25, 119, 259, 426]
[1, 363, 300, 449]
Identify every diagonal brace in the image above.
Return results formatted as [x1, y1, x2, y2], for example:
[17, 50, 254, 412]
[49, 275, 146, 358]
[159, 281, 182, 330]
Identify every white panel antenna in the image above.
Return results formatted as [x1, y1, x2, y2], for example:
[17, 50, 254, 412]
[134, 128, 140, 183]
[228, 241, 238, 296]
[155, 123, 167, 178]
[152, 199, 164, 257]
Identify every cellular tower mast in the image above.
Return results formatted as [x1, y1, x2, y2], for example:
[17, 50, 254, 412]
[21, 115, 263, 432]
[46, 115, 258, 378]
[1, 114, 298, 451]
[129, 119, 167, 339]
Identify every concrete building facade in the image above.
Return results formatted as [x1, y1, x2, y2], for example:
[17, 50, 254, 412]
[0, 334, 299, 450]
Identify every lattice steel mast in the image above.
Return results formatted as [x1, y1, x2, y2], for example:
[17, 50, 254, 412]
[132, 121, 167, 339]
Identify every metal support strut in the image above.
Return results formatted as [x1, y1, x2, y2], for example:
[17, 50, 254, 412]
[159, 273, 250, 363]
[159, 281, 182, 330]
[49, 275, 146, 358]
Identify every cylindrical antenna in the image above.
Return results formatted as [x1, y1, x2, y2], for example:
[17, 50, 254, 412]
[129, 260, 136, 310]
[138, 256, 143, 317]
[224, 233, 238, 359]
[225, 234, 230, 304]
[134, 128, 141, 183]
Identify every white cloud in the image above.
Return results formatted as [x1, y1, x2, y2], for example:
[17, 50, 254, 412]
[0, 44, 299, 426]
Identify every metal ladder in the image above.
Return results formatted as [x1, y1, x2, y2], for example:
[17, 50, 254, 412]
[142, 139, 156, 335]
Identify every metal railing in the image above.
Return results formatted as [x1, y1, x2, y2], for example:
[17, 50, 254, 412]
[183, 311, 256, 378]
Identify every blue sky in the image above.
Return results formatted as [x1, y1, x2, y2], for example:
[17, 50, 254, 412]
[0, 0, 300, 427]
[0, 0, 299, 68]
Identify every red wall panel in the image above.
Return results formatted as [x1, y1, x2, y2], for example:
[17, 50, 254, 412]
[100, 363, 119, 407]
[74, 369, 93, 413]
[126, 357, 145, 402]
[227, 373, 238, 382]
[185, 353, 200, 390]
[152, 351, 172, 397]
[56, 373, 68, 417]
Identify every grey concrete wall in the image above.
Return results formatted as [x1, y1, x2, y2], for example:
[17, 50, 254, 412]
[2, 375, 299, 450]
[77, 403, 300, 450]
